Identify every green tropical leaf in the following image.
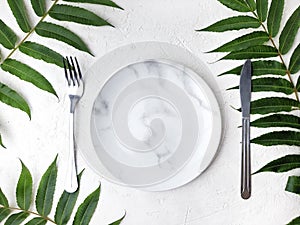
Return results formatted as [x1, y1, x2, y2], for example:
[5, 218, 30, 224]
[0, 82, 30, 118]
[30, 0, 46, 17]
[252, 131, 300, 146]
[287, 216, 300, 225]
[228, 77, 294, 94]
[0, 188, 9, 207]
[35, 156, 58, 217]
[0, 19, 17, 49]
[219, 60, 286, 76]
[217, 0, 251, 12]
[7, 0, 31, 33]
[289, 43, 300, 74]
[279, 6, 300, 54]
[248, 97, 300, 115]
[297, 76, 300, 91]
[4, 212, 29, 225]
[0, 134, 5, 148]
[0, 82, 30, 117]
[24, 217, 47, 225]
[251, 114, 300, 129]
[35, 22, 92, 55]
[0, 208, 10, 222]
[16, 160, 32, 210]
[267, 0, 284, 37]
[73, 185, 100, 225]
[286, 176, 300, 195]
[49, 5, 112, 27]
[209, 31, 269, 52]
[1, 59, 57, 97]
[221, 45, 278, 60]
[197, 16, 260, 32]
[109, 214, 126, 225]
[245, 0, 256, 11]
[256, 0, 268, 22]
[285, 177, 300, 225]
[19, 41, 64, 68]
[62, 0, 123, 9]
[55, 171, 83, 225]
[254, 155, 300, 174]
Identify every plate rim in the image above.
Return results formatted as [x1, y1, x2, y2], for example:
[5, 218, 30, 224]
[76, 41, 224, 191]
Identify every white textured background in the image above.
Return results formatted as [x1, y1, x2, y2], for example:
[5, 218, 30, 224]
[0, 0, 299, 224]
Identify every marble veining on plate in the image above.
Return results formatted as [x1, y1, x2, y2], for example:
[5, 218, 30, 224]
[90, 60, 214, 186]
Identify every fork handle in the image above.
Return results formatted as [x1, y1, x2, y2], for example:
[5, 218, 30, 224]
[65, 111, 78, 193]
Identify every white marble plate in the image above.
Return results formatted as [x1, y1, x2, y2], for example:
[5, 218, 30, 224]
[76, 42, 223, 191]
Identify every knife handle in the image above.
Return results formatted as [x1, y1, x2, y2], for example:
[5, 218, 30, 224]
[241, 117, 251, 199]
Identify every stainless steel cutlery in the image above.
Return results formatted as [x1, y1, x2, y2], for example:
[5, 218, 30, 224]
[239, 59, 252, 199]
[63, 57, 84, 193]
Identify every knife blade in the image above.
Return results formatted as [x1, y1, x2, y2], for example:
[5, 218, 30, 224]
[240, 59, 252, 200]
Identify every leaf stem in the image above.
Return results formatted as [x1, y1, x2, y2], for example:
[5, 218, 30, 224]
[251, 11, 299, 102]
[0, 205, 56, 224]
[2, 0, 59, 62]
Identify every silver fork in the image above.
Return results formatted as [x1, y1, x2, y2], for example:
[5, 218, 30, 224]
[63, 56, 84, 193]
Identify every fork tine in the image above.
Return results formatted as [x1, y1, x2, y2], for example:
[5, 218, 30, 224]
[70, 57, 80, 86]
[63, 57, 71, 86]
[66, 57, 75, 86]
[74, 57, 82, 80]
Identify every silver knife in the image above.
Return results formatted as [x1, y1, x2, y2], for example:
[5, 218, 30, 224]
[240, 59, 252, 199]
